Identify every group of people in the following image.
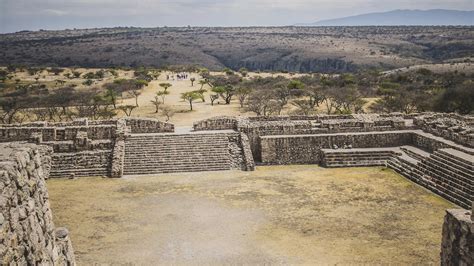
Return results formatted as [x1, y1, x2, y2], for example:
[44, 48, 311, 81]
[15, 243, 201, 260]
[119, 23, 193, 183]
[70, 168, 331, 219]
[166, 72, 189, 81]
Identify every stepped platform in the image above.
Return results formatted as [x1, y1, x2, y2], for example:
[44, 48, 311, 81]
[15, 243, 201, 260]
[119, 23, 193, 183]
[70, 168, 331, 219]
[123, 131, 238, 176]
[49, 150, 112, 178]
[321, 147, 402, 168]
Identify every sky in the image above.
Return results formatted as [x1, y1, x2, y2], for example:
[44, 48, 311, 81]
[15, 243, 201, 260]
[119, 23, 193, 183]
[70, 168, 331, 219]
[1, 0, 473, 33]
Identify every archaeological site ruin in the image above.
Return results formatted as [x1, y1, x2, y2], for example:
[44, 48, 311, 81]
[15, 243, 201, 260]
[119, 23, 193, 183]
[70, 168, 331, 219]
[1, 112, 473, 264]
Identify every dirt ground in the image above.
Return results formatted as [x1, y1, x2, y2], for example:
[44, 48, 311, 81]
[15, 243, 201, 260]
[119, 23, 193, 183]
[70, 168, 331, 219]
[47, 166, 454, 265]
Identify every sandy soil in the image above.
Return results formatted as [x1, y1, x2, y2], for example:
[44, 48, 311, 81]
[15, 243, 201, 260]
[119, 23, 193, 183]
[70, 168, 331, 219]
[119, 71, 253, 126]
[47, 166, 454, 265]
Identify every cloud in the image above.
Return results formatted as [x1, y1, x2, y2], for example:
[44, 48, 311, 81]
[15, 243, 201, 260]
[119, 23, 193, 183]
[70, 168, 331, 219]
[41, 9, 69, 16]
[0, 0, 473, 32]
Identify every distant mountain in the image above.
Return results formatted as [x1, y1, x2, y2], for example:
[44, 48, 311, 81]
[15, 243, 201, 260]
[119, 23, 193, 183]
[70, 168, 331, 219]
[297, 9, 474, 26]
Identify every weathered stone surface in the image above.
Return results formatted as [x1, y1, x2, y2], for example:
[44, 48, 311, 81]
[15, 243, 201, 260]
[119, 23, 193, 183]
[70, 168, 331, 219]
[441, 208, 474, 266]
[0, 143, 75, 265]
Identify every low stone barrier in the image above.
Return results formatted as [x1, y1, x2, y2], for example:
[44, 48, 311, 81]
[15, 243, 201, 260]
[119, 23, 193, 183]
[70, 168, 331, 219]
[123, 117, 174, 133]
[193, 116, 239, 131]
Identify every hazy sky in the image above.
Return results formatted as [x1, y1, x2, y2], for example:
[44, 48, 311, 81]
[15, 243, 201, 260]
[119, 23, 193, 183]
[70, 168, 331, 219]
[1, 0, 473, 33]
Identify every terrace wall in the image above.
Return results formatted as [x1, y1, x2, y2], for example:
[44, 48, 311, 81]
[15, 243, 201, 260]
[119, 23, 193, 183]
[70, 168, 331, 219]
[260, 131, 413, 164]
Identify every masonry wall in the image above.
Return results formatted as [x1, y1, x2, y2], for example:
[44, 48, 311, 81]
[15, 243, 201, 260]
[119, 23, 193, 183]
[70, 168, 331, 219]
[0, 143, 75, 265]
[193, 116, 238, 131]
[441, 208, 474, 266]
[260, 131, 413, 164]
[124, 117, 174, 133]
[50, 151, 112, 178]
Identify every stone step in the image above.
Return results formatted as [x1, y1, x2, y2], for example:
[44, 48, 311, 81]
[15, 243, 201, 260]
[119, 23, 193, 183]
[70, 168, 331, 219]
[324, 160, 387, 168]
[437, 148, 474, 168]
[49, 168, 109, 178]
[123, 166, 230, 175]
[123, 133, 233, 174]
[388, 158, 471, 209]
[124, 148, 229, 154]
[124, 160, 230, 166]
[418, 163, 473, 195]
[419, 161, 473, 190]
[433, 150, 474, 172]
[423, 157, 473, 185]
[400, 146, 430, 161]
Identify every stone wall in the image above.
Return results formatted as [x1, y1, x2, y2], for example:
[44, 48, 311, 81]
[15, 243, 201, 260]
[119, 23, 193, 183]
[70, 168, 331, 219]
[239, 133, 256, 171]
[0, 125, 116, 142]
[49, 151, 112, 178]
[260, 131, 413, 164]
[414, 113, 474, 148]
[123, 117, 174, 134]
[227, 133, 256, 171]
[0, 143, 75, 265]
[0, 118, 174, 178]
[441, 206, 473, 266]
[193, 116, 239, 131]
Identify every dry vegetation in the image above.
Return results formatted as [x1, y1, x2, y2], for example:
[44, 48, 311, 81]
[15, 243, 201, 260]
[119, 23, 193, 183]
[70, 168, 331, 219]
[1, 65, 473, 125]
[1, 26, 473, 73]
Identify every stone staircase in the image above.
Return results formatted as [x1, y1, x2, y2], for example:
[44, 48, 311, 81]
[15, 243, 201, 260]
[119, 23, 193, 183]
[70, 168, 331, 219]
[321, 147, 401, 168]
[123, 132, 234, 175]
[49, 150, 111, 178]
[388, 147, 473, 209]
[320, 145, 473, 208]
[417, 149, 473, 208]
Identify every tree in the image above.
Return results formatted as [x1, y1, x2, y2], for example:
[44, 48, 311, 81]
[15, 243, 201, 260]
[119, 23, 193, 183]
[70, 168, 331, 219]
[433, 82, 474, 114]
[223, 67, 234, 75]
[126, 79, 148, 107]
[199, 79, 208, 90]
[156, 90, 170, 104]
[159, 83, 172, 92]
[329, 86, 366, 114]
[128, 89, 141, 107]
[150, 95, 162, 113]
[246, 89, 282, 117]
[55, 79, 66, 87]
[303, 85, 324, 109]
[190, 88, 205, 102]
[160, 106, 175, 122]
[210, 94, 219, 106]
[239, 67, 249, 77]
[118, 105, 136, 116]
[181, 91, 200, 111]
[372, 81, 421, 114]
[236, 87, 252, 108]
[72, 71, 81, 78]
[292, 99, 314, 115]
[212, 85, 235, 104]
[190, 77, 196, 86]
[104, 88, 118, 109]
[83, 79, 93, 86]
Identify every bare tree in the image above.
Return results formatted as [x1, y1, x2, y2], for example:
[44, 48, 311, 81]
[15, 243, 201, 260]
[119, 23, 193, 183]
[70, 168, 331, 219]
[118, 105, 136, 116]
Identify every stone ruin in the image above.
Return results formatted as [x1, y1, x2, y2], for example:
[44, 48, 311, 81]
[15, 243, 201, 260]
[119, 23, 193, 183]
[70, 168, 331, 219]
[0, 143, 75, 264]
[0, 113, 472, 264]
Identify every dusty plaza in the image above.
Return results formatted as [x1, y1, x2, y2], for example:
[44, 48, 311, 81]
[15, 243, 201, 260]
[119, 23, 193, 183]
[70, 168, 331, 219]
[47, 166, 454, 264]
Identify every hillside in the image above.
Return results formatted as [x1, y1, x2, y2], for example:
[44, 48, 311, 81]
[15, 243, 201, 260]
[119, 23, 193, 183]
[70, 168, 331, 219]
[0, 26, 473, 73]
[299, 9, 474, 26]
